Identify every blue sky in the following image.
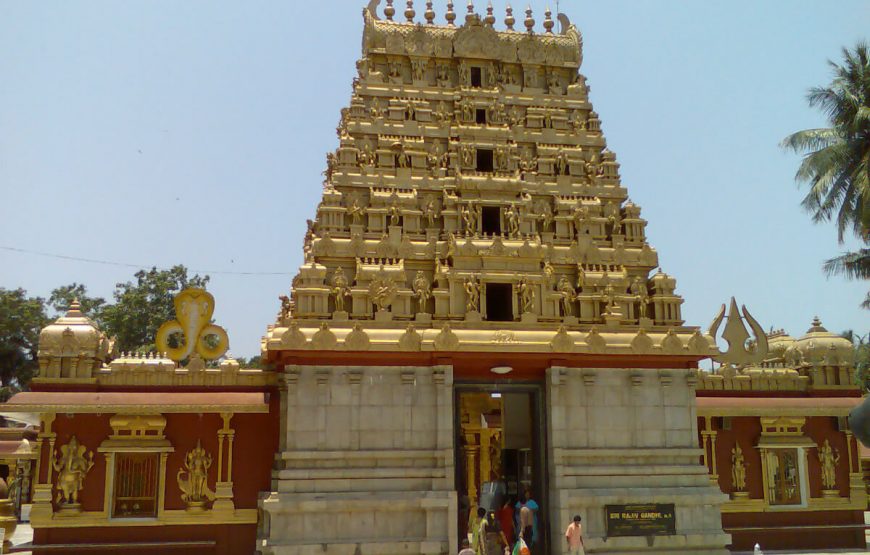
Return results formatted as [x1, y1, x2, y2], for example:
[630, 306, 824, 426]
[1, 1, 868, 358]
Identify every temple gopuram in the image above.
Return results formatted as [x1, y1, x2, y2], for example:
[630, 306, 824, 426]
[1, 2, 865, 554]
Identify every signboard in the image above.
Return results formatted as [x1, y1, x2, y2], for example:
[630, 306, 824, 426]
[605, 504, 676, 537]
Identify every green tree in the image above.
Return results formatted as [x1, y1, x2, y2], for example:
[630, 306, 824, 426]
[843, 330, 870, 391]
[0, 289, 49, 399]
[48, 283, 106, 323]
[781, 42, 870, 308]
[100, 266, 209, 353]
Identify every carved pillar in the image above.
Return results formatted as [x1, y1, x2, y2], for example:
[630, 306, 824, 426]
[213, 412, 235, 513]
[709, 430, 719, 483]
[464, 435, 479, 503]
[30, 413, 56, 523]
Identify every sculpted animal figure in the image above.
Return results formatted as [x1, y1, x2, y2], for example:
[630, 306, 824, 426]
[156, 288, 229, 362]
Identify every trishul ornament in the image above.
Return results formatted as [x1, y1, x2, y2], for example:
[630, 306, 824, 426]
[708, 297, 768, 370]
[156, 288, 229, 362]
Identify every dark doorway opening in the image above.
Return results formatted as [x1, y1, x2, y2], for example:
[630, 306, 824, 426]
[486, 283, 513, 321]
[477, 149, 494, 172]
[481, 206, 501, 235]
[476, 109, 487, 125]
[471, 66, 483, 88]
[454, 385, 549, 555]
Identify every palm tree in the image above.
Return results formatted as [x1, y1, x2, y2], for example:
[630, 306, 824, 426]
[781, 42, 870, 308]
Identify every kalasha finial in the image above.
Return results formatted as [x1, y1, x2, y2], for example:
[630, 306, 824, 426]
[466, 0, 476, 24]
[505, 4, 515, 30]
[543, 6, 554, 33]
[446, 1, 456, 25]
[425, 1, 435, 24]
[384, 0, 396, 21]
[484, 2, 496, 26]
[405, 1, 415, 22]
[524, 5, 535, 33]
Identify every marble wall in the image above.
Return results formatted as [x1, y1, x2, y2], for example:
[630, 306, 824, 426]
[259, 364, 457, 555]
[546, 367, 730, 555]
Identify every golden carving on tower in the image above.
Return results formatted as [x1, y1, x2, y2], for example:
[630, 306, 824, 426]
[156, 288, 229, 361]
[261, 0, 705, 356]
[52, 436, 94, 510]
[178, 440, 216, 510]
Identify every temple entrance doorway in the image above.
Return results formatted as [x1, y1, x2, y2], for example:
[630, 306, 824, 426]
[454, 384, 548, 555]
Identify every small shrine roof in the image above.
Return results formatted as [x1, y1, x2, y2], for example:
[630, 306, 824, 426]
[696, 395, 860, 417]
[3, 391, 270, 414]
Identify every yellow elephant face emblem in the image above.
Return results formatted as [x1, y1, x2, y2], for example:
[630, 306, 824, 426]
[156, 288, 229, 362]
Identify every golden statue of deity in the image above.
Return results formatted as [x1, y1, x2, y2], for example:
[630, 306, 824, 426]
[156, 288, 229, 362]
[177, 440, 215, 509]
[731, 444, 747, 492]
[817, 439, 840, 490]
[52, 436, 94, 508]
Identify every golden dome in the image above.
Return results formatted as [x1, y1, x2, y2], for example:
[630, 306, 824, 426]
[793, 317, 855, 366]
[37, 300, 113, 379]
[766, 329, 795, 360]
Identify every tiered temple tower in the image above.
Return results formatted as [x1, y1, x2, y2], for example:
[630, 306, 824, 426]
[259, 2, 729, 554]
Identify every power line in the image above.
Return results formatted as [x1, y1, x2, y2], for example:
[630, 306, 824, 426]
[0, 246, 295, 277]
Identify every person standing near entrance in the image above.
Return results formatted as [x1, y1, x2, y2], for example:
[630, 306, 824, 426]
[515, 488, 539, 548]
[564, 515, 585, 555]
[473, 507, 488, 555]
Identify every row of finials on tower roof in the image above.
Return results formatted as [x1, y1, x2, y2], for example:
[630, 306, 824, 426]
[375, 1, 567, 34]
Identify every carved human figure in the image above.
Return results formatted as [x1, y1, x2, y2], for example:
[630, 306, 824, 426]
[573, 205, 589, 237]
[491, 101, 506, 125]
[519, 149, 537, 174]
[557, 276, 576, 317]
[389, 202, 402, 227]
[347, 198, 366, 226]
[323, 152, 336, 182]
[370, 98, 383, 119]
[371, 278, 395, 312]
[278, 295, 292, 320]
[436, 63, 450, 85]
[555, 149, 569, 176]
[460, 145, 475, 168]
[412, 271, 431, 313]
[570, 109, 587, 131]
[396, 145, 411, 168]
[495, 145, 509, 170]
[542, 260, 555, 289]
[505, 203, 520, 237]
[461, 204, 478, 234]
[458, 62, 469, 86]
[603, 283, 617, 312]
[434, 100, 450, 124]
[52, 436, 94, 506]
[331, 268, 351, 313]
[567, 74, 588, 97]
[539, 201, 554, 231]
[423, 198, 439, 227]
[177, 440, 215, 506]
[731, 444, 747, 492]
[460, 97, 475, 123]
[584, 159, 599, 182]
[631, 277, 650, 319]
[547, 71, 561, 94]
[818, 440, 841, 490]
[517, 278, 535, 314]
[464, 278, 480, 312]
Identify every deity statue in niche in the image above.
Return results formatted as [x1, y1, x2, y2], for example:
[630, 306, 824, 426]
[557, 276, 577, 317]
[817, 440, 841, 490]
[555, 149, 569, 176]
[464, 278, 480, 313]
[389, 201, 402, 227]
[505, 203, 520, 237]
[177, 440, 215, 509]
[53, 436, 94, 507]
[413, 271, 432, 314]
[331, 268, 351, 313]
[347, 198, 366, 226]
[542, 260, 555, 289]
[731, 444, 747, 492]
[630, 277, 650, 320]
[423, 197, 439, 227]
[517, 278, 535, 314]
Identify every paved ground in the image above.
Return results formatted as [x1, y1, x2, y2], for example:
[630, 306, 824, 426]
[4, 523, 868, 554]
